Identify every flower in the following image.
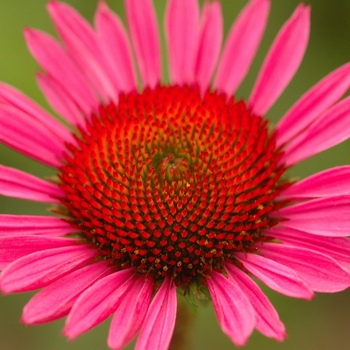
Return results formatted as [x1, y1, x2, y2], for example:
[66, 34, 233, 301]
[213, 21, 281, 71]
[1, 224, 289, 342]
[1, 0, 350, 349]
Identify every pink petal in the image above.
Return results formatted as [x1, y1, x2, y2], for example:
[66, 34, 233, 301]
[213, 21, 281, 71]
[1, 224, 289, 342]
[276, 196, 350, 236]
[136, 276, 177, 350]
[276, 62, 350, 147]
[249, 4, 310, 115]
[108, 277, 154, 350]
[0, 236, 77, 270]
[24, 28, 98, 117]
[0, 82, 73, 144]
[165, 0, 200, 85]
[282, 96, 350, 166]
[207, 271, 255, 347]
[0, 214, 72, 237]
[236, 252, 313, 299]
[63, 269, 134, 339]
[258, 243, 350, 292]
[125, 0, 161, 88]
[268, 226, 350, 271]
[22, 261, 113, 324]
[277, 166, 350, 200]
[194, 1, 223, 92]
[0, 165, 63, 202]
[95, 2, 137, 93]
[47, 1, 117, 102]
[214, 0, 270, 96]
[37, 72, 84, 126]
[226, 264, 286, 341]
[0, 105, 65, 167]
[0, 245, 96, 294]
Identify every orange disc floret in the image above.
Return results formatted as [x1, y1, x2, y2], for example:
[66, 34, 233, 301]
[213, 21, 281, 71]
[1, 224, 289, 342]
[59, 85, 288, 287]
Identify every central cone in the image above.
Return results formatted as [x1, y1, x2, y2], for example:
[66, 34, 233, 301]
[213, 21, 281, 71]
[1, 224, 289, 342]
[59, 85, 288, 287]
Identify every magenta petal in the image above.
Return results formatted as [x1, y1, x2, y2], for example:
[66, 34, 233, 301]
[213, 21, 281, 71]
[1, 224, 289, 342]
[236, 252, 313, 299]
[276, 196, 350, 236]
[37, 72, 84, 126]
[24, 28, 98, 117]
[276, 62, 350, 147]
[249, 4, 310, 115]
[0, 245, 96, 293]
[282, 96, 350, 166]
[136, 276, 177, 350]
[95, 1, 136, 93]
[194, 1, 223, 93]
[277, 165, 350, 200]
[108, 277, 153, 350]
[0, 165, 63, 202]
[207, 271, 255, 347]
[258, 243, 350, 292]
[0, 214, 73, 237]
[215, 0, 270, 96]
[269, 226, 350, 271]
[22, 261, 113, 324]
[47, 1, 117, 102]
[0, 82, 73, 144]
[0, 105, 66, 167]
[226, 264, 286, 341]
[63, 269, 134, 339]
[125, 0, 161, 88]
[0, 236, 77, 270]
[165, 0, 200, 85]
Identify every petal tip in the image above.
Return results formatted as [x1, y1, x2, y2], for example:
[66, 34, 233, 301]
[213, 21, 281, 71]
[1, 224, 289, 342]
[47, 0, 58, 10]
[20, 312, 35, 326]
[0, 284, 12, 295]
[62, 327, 77, 341]
[96, 0, 108, 14]
[276, 331, 288, 342]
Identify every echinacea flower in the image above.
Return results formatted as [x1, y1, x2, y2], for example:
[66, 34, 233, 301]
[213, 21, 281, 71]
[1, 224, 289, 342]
[1, 0, 350, 349]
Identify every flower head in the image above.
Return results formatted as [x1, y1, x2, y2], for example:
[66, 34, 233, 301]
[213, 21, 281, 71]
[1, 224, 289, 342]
[1, 0, 350, 349]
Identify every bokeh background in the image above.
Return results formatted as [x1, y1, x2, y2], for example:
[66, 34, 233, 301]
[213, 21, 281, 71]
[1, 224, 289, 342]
[0, 0, 350, 349]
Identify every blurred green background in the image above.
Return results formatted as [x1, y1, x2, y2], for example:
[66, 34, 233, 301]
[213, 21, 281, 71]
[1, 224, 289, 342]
[1, 0, 350, 349]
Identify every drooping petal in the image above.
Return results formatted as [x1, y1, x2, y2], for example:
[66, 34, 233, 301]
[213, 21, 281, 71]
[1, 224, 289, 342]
[249, 4, 310, 115]
[0, 82, 73, 144]
[63, 269, 134, 340]
[125, 0, 161, 88]
[194, 1, 223, 92]
[277, 166, 350, 200]
[214, 0, 270, 96]
[226, 264, 286, 341]
[276, 62, 350, 147]
[0, 245, 96, 293]
[108, 277, 153, 350]
[0, 236, 77, 270]
[24, 28, 99, 116]
[207, 271, 255, 347]
[0, 215, 73, 237]
[22, 261, 113, 324]
[136, 276, 177, 350]
[0, 165, 63, 202]
[0, 105, 66, 167]
[258, 243, 350, 292]
[268, 226, 350, 271]
[282, 96, 350, 166]
[95, 1, 137, 93]
[165, 0, 200, 85]
[276, 196, 350, 236]
[37, 72, 84, 126]
[47, 1, 117, 102]
[236, 252, 313, 299]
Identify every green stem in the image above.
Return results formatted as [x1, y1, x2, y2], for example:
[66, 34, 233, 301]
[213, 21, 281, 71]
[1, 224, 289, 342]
[169, 298, 196, 350]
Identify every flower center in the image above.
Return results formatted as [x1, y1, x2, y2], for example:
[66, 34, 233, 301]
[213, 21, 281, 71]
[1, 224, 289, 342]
[59, 85, 287, 287]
